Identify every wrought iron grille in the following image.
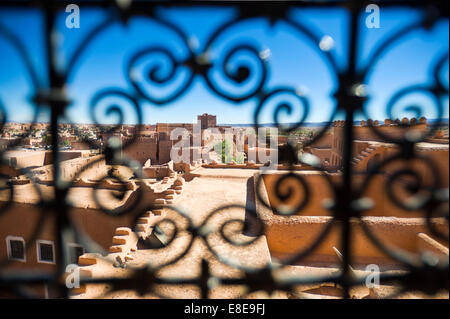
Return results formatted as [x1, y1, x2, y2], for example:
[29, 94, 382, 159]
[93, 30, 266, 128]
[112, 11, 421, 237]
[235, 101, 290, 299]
[0, 0, 448, 300]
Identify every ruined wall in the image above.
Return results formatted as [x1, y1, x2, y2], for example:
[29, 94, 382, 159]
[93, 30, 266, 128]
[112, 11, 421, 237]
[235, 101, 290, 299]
[310, 130, 332, 149]
[0, 202, 137, 274]
[262, 215, 448, 265]
[262, 171, 448, 218]
[255, 173, 448, 265]
[44, 151, 88, 165]
[0, 173, 182, 273]
[262, 173, 333, 216]
[123, 138, 158, 165]
[31, 155, 105, 181]
[68, 206, 136, 249]
[417, 148, 449, 186]
[0, 203, 58, 271]
[331, 123, 344, 167]
[246, 147, 278, 164]
[7, 151, 87, 170]
[158, 140, 174, 164]
[353, 122, 427, 142]
[156, 123, 194, 135]
[7, 152, 47, 168]
[71, 141, 91, 150]
[310, 148, 331, 163]
[142, 166, 170, 178]
[198, 113, 217, 129]
[352, 141, 371, 157]
[330, 118, 429, 167]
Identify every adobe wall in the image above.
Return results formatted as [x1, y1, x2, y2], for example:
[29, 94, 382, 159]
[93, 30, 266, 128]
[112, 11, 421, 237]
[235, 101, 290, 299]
[417, 148, 449, 186]
[352, 143, 395, 173]
[246, 147, 279, 164]
[71, 141, 91, 150]
[330, 125, 344, 167]
[352, 124, 427, 142]
[352, 141, 371, 157]
[0, 164, 21, 177]
[262, 172, 448, 218]
[309, 148, 331, 163]
[30, 155, 106, 181]
[158, 140, 174, 164]
[123, 139, 158, 165]
[156, 123, 194, 136]
[330, 119, 429, 167]
[332, 119, 428, 144]
[310, 130, 332, 148]
[262, 172, 333, 216]
[142, 166, 170, 178]
[262, 214, 448, 265]
[0, 195, 158, 270]
[0, 201, 137, 301]
[0, 203, 58, 271]
[6, 150, 88, 170]
[61, 156, 104, 181]
[198, 113, 217, 129]
[255, 172, 448, 265]
[44, 151, 87, 166]
[68, 206, 136, 249]
[71, 178, 137, 191]
[201, 162, 316, 171]
[0, 203, 117, 268]
[0, 173, 175, 297]
[358, 146, 448, 186]
[0, 171, 183, 274]
[7, 152, 47, 168]
[169, 146, 202, 165]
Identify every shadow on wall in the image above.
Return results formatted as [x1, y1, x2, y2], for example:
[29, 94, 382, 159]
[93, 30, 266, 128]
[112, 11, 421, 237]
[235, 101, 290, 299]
[254, 172, 449, 266]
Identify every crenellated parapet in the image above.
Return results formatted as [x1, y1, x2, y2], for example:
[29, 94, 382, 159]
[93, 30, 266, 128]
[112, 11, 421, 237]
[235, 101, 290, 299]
[332, 120, 345, 127]
[356, 117, 428, 127]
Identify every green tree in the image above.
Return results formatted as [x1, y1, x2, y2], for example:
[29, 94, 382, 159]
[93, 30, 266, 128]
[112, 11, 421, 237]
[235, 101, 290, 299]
[42, 134, 52, 148]
[60, 139, 71, 148]
[234, 152, 245, 164]
[214, 139, 233, 163]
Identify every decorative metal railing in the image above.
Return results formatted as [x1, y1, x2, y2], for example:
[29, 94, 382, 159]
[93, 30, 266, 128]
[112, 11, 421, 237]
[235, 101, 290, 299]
[0, 0, 448, 299]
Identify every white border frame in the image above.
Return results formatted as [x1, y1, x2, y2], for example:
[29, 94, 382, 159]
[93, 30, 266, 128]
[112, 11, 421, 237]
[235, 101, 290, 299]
[6, 236, 26, 262]
[36, 240, 55, 264]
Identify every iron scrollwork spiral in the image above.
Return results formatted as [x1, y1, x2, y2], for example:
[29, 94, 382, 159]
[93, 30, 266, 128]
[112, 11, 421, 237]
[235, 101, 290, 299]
[0, 0, 448, 300]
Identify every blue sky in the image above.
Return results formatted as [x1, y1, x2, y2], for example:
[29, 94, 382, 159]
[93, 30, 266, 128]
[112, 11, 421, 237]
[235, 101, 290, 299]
[0, 5, 448, 125]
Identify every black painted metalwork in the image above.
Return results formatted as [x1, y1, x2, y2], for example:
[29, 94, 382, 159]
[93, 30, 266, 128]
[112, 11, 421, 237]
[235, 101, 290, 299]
[0, 0, 448, 299]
